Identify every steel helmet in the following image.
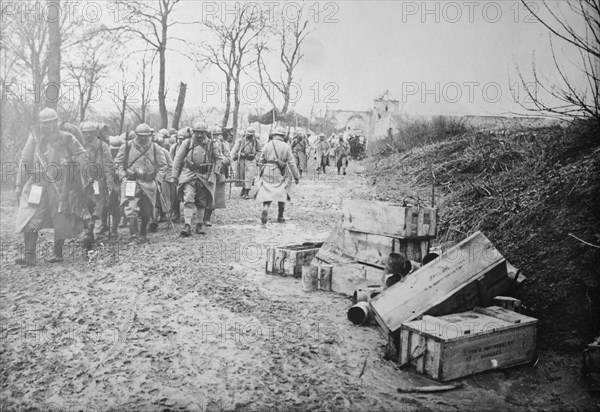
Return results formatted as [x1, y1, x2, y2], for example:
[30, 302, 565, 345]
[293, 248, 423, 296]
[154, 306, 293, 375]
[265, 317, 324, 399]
[177, 129, 187, 139]
[193, 122, 208, 132]
[39, 108, 59, 123]
[109, 135, 125, 148]
[158, 128, 169, 138]
[135, 123, 152, 136]
[80, 121, 98, 132]
[246, 127, 255, 135]
[126, 131, 136, 141]
[168, 128, 177, 135]
[211, 126, 222, 136]
[273, 126, 287, 136]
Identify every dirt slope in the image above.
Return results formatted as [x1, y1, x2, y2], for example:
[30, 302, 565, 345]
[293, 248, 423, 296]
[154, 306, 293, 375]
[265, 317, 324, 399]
[365, 125, 600, 348]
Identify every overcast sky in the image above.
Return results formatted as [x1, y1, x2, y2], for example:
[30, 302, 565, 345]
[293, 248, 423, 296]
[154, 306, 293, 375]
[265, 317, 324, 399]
[155, 0, 588, 119]
[17, 0, 585, 121]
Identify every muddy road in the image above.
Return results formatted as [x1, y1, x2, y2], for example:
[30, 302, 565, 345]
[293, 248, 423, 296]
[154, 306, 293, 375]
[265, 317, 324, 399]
[0, 161, 597, 411]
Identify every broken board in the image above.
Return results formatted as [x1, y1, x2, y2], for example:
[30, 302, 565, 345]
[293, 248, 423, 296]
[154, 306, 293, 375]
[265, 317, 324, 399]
[399, 306, 537, 381]
[316, 224, 428, 267]
[370, 231, 511, 354]
[342, 199, 437, 239]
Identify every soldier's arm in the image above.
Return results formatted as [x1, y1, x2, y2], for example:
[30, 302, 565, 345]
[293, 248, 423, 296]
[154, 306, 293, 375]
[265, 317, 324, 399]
[68, 133, 88, 166]
[114, 143, 128, 180]
[221, 142, 231, 166]
[212, 141, 224, 173]
[16, 133, 36, 191]
[230, 139, 240, 161]
[285, 145, 300, 180]
[171, 139, 188, 180]
[255, 139, 263, 159]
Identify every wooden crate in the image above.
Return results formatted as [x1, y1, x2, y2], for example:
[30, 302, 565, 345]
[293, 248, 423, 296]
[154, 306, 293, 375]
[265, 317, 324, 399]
[371, 231, 511, 355]
[342, 199, 437, 239]
[316, 224, 428, 267]
[265, 244, 321, 278]
[399, 306, 538, 381]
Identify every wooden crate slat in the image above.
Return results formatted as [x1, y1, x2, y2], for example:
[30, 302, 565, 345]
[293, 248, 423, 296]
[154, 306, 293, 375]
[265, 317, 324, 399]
[371, 231, 507, 335]
[341, 199, 436, 239]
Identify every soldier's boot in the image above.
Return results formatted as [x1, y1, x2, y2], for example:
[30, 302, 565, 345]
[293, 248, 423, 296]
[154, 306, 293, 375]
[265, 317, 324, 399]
[195, 208, 206, 234]
[128, 217, 139, 242]
[110, 212, 120, 238]
[148, 219, 159, 233]
[99, 208, 109, 235]
[204, 209, 213, 227]
[277, 202, 286, 223]
[15, 231, 38, 267]
[82, 221, 95, 254]
[261, 202, 269, 225]
[47, 239, 65, 263]
[180, 208, 194, 237]
[139, 216, 149, 243]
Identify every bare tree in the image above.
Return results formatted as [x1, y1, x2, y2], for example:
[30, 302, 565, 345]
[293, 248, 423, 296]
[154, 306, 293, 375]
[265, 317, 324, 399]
[118, 0, 195, 128]
[513, 0, 599, 127]
[201, 5, 265, 136]
[128, 49, 157, 124]
[46, 0, 61, 110]
[255, 8, 311, 115]
[172, 82, 187, 129]
[65, 45, 108, 122]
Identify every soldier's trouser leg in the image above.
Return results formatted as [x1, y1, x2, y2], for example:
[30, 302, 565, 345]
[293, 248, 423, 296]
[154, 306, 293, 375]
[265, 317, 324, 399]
[16, 230, 38, 266]
[278, 202, 285, 219]
[139, 195, 153, 240]
[182, 183, 198, 227]
[48, 237, 65, 263]
[244, 162, 256, 190]
[125, 195, 142, 238]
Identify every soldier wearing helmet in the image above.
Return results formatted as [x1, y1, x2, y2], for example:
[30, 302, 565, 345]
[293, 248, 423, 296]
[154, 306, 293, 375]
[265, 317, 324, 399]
[171, 121, 224, 237]
[291, 130, 308, 177]
[202, 126, 231, 226]
[15, 108, 89, 266]
[168, 127, 191, 223]
[114, 123, 168, 243]
[255, 126, 300, 224]
[79, 121, 116, 245]
[314, 133, 331, 174]
[149, 130, 175, 231]
[231, 126, 262, 199]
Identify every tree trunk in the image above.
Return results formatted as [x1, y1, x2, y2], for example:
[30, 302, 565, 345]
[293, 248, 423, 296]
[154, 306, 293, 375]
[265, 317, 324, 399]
[119, 86, 127, 134]
[222, 75, 232, 129]
[158, 44, 168, 128]
[46, 0, 61, 110]
[172, 82, 187, 130]
[232, 74, 241, 138]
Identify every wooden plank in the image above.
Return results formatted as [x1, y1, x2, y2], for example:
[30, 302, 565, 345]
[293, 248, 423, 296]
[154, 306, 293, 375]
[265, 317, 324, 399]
[316, 225, 356, 264]
[474, 306, 536, 325]
[371, 231, 507, 335]
[341, 199, 437, 239]
[329, 263, 383, 297]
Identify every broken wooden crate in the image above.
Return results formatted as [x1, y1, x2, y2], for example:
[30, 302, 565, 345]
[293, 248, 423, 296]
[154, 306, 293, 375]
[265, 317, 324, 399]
[314, 200, 438, 296]
[370, 231, 513, 356]
[265, 243, 323, 278]
[399, 306, 537, 381]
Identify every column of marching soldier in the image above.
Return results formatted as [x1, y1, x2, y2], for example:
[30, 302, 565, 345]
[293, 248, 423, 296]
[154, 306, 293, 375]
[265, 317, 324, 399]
[13, 108, 356, 267]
